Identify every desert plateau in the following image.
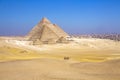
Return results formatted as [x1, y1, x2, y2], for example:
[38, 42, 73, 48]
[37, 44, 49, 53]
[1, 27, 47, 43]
[0, 0, 120, 80]
[0, 36, 120, 80]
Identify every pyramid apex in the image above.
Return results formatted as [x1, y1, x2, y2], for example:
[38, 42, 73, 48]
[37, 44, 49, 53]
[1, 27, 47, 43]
[40, 17, 51, 24]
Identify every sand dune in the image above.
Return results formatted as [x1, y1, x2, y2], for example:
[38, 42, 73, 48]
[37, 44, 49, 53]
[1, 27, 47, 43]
[0, 59, 120, 80]
[0, 37, 120, 80]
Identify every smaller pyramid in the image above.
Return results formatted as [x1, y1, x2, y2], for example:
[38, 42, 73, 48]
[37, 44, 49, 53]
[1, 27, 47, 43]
[27, 17, 69, 44]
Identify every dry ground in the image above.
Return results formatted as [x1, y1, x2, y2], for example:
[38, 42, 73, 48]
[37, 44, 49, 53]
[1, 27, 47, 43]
[0, 37, 120, 80]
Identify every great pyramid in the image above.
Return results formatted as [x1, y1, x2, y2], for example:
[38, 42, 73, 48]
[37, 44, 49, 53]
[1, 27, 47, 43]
[27, 17, 69, 44]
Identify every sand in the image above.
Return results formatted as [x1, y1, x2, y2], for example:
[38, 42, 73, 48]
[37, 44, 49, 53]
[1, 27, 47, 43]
[0, 37, 120, 80]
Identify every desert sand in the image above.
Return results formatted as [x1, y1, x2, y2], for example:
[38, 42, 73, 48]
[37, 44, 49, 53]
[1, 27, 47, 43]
[0, 37, 120, 80]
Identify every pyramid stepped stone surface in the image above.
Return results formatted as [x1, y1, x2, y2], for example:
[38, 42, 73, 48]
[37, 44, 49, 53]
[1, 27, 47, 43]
[27, 17, 69, 44]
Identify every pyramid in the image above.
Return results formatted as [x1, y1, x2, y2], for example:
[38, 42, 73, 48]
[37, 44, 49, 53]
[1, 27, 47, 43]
[27, 17, 69, 44]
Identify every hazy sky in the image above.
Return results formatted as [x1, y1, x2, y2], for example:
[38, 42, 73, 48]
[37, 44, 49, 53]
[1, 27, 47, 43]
[0, 0, 120, 36]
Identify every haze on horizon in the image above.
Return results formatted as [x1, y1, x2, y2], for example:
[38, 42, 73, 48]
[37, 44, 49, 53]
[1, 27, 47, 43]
[0, 0, 120, 36]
